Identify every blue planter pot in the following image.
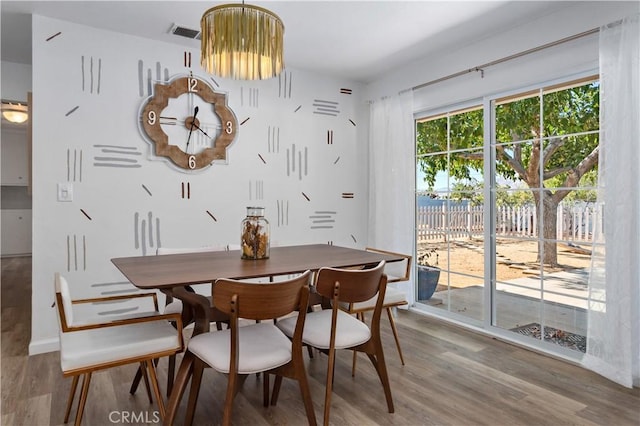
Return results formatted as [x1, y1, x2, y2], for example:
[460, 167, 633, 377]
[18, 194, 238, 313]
[417, 266, 441, 301]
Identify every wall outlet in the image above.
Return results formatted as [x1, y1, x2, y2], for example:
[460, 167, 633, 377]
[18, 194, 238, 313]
[57, 183, 73, 202]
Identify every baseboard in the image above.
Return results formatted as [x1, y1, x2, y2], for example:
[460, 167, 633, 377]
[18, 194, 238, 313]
[28, 337, 59, 355]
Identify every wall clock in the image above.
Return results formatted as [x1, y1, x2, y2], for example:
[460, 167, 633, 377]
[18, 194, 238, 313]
[139, 75, 238, 171]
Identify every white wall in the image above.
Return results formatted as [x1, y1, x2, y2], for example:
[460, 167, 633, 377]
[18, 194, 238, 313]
[1, 61, 31, 101]
[30, 16, 369, 354]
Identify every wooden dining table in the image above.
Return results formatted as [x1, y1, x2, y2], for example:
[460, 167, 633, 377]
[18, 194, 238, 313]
[111, 243, 405, 425]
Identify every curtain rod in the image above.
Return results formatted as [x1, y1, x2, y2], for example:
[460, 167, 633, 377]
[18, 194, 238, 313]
[412, 27, 600, 91]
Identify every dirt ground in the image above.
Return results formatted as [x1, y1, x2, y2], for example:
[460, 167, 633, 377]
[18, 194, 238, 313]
[417, 238, 592, 288]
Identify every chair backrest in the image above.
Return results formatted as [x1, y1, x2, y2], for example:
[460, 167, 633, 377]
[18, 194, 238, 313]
[55, 272, 74, 328]
[315, 261, 386, 304]
[365, 248, 412, 283]
[213, 270, 311, 321]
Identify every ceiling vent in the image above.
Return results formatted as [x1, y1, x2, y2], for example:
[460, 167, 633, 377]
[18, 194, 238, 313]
[169, 24, 201, 40]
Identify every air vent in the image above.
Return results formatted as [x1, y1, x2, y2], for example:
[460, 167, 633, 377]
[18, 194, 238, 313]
[169, 24, 201, 40]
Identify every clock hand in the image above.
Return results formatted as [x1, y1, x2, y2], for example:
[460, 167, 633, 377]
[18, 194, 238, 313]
[185, 106, 199, 152]
[192, 121, 212, 139]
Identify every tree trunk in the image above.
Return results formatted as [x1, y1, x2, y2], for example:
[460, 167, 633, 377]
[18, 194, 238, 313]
[537, 195, 559, 266]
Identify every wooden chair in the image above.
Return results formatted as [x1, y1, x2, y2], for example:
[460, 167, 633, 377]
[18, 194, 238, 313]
[276, 261, 394, 426]
[54, 273, 184, 425]
[344, 247, 412, 374]
[183, 270, 317, 426]
[130, 246, 229, 397]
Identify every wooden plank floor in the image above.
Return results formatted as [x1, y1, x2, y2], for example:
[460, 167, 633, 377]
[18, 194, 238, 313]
[2, 256, 639, 425]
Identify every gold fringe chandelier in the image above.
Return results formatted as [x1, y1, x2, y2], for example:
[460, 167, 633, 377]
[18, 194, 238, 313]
[200, 3, 285, 80]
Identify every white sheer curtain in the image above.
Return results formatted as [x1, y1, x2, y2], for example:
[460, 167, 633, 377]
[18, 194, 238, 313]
[583, 13, 640, 388]
[368, 90, 415, 303]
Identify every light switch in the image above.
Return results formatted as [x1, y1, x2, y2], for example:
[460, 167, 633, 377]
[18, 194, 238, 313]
[57, 183, 74, 202]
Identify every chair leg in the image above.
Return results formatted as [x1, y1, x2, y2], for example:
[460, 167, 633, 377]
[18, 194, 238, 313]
[297, 371, 318, 426]
[146, 359, 166, 419]
[263, 372, 270, 407]
[165, 350, 196, 426]
[75, 373, 92, 426]
[185, 359, 205, 426]
[167, 354, 176, 397]
[222, 372, 239, 426]
[366, 350, 394, 413]
[129, 366, 143, 395]
[64, 375, 79, 424]
[139, 361, 154, 404]
[323, 348, 336, 426]
[386, 307, 405, 366]
[270, 375, 283, 406]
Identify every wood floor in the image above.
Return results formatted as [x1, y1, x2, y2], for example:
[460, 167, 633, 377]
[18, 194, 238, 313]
[2, 256, 639, 425]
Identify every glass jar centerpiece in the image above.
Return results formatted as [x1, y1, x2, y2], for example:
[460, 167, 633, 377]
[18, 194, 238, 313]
[241, 207, 270, 260]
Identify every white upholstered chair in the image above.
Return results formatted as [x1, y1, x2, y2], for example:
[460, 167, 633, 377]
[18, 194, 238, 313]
[276, 261, 394, 426]
[342, 248, 412, 373]
[55, 273, 184, 425]
[184, 271, 316, 426]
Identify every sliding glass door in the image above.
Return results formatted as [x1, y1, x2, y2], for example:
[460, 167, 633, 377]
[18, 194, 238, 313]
[415, 76, 600, 356]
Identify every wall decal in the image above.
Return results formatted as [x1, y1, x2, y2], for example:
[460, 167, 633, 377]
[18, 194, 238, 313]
[278, 71, 293, 98]
[309, 211, 336, 229]
[241, 87, 259, 107]
[240, 117, 250, 125]
[93, 144, 142, 168]
[334, 156, 341, 164]
[80, 209, 92, 220]
[81, 55, 102, 94]
[302, 192, 311, 201]
[268, 126, 280, 153]
[141, 184, 152, 196]
[327, 241, 334, 246]
[181, 182, 191, 199]
[351, 234, 357, 243]
[209, 76, 220, 88]
[138, 59, 170, 97]
[46, 31, 62, 41]
[67, 149, 83, 182]
[340, 88, 352, 95]
[91, 281, 141, 296]
[66, 234, 87, 271]
[276, 200, 289, 226]
[313, 99, 339, 116]
[65, 106, 79, 116]
[286, 144, 308, 180]
[183, 51, 191, 68]
[341, 192, 354, 199]
[134, 211, 161, 255]
[348, 119, 356, 126]
[250, 180, 264, 200]
[294, 105, 302, 113]
[327, 130, 334, 144]
[258, 154, 267, 164]
[206, 210, 217, 221]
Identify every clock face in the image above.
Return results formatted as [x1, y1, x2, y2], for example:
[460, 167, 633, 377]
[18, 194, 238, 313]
[140, 76, 238, 170]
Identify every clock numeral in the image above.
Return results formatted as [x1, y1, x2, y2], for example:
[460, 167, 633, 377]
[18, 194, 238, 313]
[188, 78, 198, 92]
[225, 121, 234, 134]
[147, 110, 157, 125]
[188, 155, 197, 169]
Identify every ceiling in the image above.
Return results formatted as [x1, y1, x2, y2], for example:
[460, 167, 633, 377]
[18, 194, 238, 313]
[1, 1, 572, 83]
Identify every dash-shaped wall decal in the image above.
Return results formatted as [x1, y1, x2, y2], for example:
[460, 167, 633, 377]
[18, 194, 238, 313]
[134, 211, 161, 255]
[80, 209, 92, 220]
[313, 99, 339, 116]
[91, 281, 138, 296]
[341, 193, 354, 199]
[334, 156, 341, 164]
[206, 210, 217, 221]
[67, 149, 84, 182]
[65, 106, 79, 116]
[240, 117, 250, 125]
[81, 56, 102, 94]
[184, 51, 192, 68]
[277, 200, 289, 226]
[258, 153, 266, 164]
[327, 130, 334, 144]
[348, 119, 356, 126]
[137, 59, 170, 97]
[302, 192, 311, 201]
[268, 126, 280, 153]
[309, 211, 336, 229]
[351, 234, 357, 243]
[66, 234, 86, 271]
[286, 144, 308, 180]
[241, 87, 259, 107]
[340, 88, 353, 95]
[93, 144, 142, 168]
[46, 31, 62, 41]
[294, 105, 302, 113]
[250, 180, 264, 200]
[181, 182, 191, 199]
[209, 76, 219, 88]
[142, 184, 152, 196]
[278, 71, 293, 98]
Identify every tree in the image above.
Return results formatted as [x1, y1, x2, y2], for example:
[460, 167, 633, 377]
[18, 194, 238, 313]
[416, 80, 599, 266]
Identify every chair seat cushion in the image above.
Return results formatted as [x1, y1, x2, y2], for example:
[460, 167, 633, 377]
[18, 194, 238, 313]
[60, 320, 180, 373]
[277, 309, 371, 350]
[188, 322, 292, 374]
[345, 286, 408, 311]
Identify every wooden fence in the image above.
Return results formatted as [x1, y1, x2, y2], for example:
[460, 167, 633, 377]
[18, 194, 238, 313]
[416, 203, 599, 242]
